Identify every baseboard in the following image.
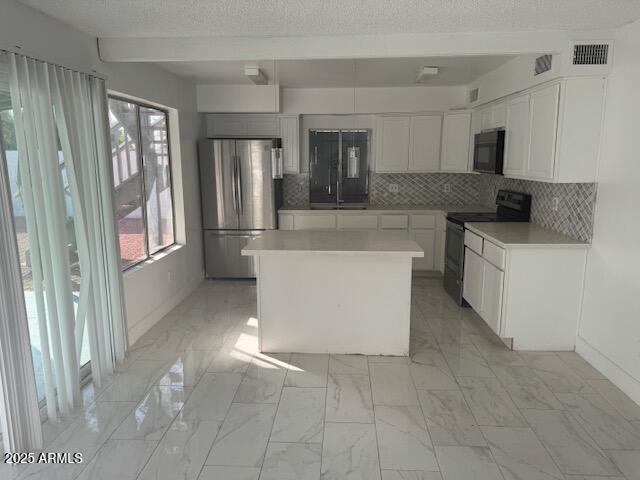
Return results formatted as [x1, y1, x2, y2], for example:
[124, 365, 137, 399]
[127, 275, 203, 345]
[575, 335, 640, 407]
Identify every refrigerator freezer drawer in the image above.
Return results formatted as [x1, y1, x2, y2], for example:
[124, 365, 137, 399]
[204, 230, 262, 278]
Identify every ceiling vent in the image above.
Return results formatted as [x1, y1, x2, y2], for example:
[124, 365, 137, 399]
[573, 44, 609, 65]
[534, 54, 553, 76]
[469, 87, 479, 103]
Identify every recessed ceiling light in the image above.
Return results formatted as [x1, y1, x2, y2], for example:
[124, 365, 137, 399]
[416, 66, 439, 83]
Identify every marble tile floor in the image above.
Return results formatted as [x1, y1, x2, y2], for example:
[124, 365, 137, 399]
[5, 277, 640, 480]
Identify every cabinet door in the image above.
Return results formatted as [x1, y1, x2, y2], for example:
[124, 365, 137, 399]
[434, 229, 446, 274]
[412, 229, 435, 271]
[503, 94, 530, 177]
[480, 108, 493, 131]
[246, 115, 279, 137]
[440, 113, 471, 172]
[408, 115, 442, 172]
[279, 214, 294, 230]
[491, 102, 507, 129]
[376, 116, 411, 172]
[462, 247, 483, 311]
[527, 83, 559, 180]
[481, 260, 504, 335]
[294, 214, 336, 230]
[206, 114, 247, 137]
[280, 116, 299, 174]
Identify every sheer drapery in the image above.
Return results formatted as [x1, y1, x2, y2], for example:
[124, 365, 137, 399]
[1, 51, 127, 423]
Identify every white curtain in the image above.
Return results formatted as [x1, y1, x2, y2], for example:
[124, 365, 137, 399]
[3, 51, 127, 421]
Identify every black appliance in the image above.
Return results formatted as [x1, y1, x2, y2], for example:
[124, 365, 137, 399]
[473, 130, 505, 174]
[443, 190, 531, 306]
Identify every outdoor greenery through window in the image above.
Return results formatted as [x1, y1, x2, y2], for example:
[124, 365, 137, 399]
[108, 96, 175, 269]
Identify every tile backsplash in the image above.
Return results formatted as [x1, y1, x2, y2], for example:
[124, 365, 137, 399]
[283, 172, 597, 241]
[283, 173, 309, 207]
[477, 174, 597, 242]
[369, 173, 480, 206]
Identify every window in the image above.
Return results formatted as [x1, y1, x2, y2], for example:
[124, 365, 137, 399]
[108, 96, 175, 269]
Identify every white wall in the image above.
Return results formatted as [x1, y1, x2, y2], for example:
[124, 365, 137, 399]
[466, 54, 561, 106]
[576, 18, 640, 405]
[195, 84, 466, 114]
[197, 84, 280, 113]
[282, 86, 466, 114]
[1, 0, 204, 344]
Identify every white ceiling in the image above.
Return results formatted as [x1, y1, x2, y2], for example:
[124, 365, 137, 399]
[19, 0, 640, 38]
[157, 56, 515, 87]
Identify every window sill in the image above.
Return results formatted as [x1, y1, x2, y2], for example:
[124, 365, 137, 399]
[123, 244, 184, 277]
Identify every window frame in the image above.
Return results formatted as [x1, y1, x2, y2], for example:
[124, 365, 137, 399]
[108, 94, 177, 271]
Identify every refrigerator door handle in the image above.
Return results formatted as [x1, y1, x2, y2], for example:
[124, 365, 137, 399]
[236, 155, 243, 213]
[231, 155, 238, 213]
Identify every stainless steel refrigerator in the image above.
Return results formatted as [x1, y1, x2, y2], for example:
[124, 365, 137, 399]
[198, 139, 282, 278]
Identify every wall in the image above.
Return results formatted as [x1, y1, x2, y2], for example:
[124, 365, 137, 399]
[1, 0, 203, 344]
[196, 84, 466, 114]
[282, 86, 466, 114]
[577, 18, 640, 406]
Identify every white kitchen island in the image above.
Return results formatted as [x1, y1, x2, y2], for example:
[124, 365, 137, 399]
[242, 230, 423, 355]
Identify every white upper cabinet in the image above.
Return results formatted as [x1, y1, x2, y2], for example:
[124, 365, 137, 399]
[440, 112, 472, 172]
[503, 94, 531, 177]
[408, 115, 442, 172]
[375, 115, 411, 172]
[480, 102, 506, 130]
[479, 77, 605, 183]
[206, 114, 280, 138]
[527, 83, 560, 181]
[280, 116, 299, 174]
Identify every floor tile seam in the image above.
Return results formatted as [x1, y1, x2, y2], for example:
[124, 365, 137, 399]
[517, 406, 623, 477]
[259, 371, 289, 480]
[191, 359, 247, 480]
[367, 359, 384, 479]
[127, 376, 203, 480]
[408, 360, 444, 476]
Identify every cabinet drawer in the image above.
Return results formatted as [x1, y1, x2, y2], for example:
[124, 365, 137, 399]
[482, 240, 506, 270]
[464, 230, 483, 254]
[380, 215, 409, 229]
[279, 214, 294, 230]
[411, 214, 436, 229]
[294, 214, 336, 230]
[338, 215, 378, 230]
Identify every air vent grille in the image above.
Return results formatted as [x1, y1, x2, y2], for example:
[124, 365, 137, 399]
[534, 54, 553, 75]
[573, 44, 609, 65]
[469, 87, 479, 103]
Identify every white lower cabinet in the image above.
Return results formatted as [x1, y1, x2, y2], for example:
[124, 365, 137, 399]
[412, 229, 435, 271]
[481, 260, 504, 335]
[462, 247, 483, 312]
[462, 227, 588, 350]
[278, 210, 445, 271]
[463, 238, 506, 337]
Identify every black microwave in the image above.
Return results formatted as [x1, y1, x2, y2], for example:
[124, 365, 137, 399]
[473, 130, 505, 174]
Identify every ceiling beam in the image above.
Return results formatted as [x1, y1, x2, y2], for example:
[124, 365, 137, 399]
[98, 29, 613, 62]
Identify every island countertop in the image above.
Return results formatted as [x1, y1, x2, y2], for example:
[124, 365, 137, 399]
[242, 230, 424, 257]
[465, 222, 590, 249]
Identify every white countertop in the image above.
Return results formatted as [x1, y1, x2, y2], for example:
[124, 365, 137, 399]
[279, 205, 495, 214]
[465, 222, 590, 249]
[242, 230, 424, 257]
